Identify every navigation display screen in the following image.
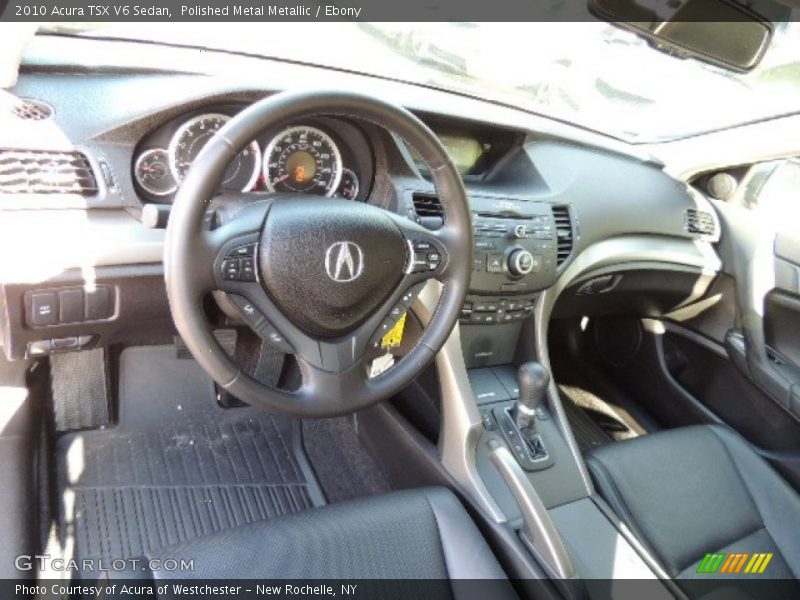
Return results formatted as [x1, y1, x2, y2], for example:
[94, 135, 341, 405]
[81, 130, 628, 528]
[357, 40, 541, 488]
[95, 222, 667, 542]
[411, 133, 488, 176]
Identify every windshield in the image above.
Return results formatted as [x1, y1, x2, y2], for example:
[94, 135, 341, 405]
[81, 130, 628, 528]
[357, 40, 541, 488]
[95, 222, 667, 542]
[40, 22, 800, 143]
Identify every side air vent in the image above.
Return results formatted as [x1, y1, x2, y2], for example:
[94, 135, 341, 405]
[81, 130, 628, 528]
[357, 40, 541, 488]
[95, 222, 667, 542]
[552, 205, 574, 267]
[11, 98, 53, 121]
[685, 208, 717, 236]
[412, 192, 444, 219]
[0, 150, 98, 196]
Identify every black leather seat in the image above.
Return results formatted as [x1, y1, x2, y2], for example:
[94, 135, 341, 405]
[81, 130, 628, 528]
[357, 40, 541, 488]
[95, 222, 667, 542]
[586, 425, 800, 585]
[119, 487, 516, 597]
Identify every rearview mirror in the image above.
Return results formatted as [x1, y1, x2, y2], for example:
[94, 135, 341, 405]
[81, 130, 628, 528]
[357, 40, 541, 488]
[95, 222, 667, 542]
[590, 0, 773, 72]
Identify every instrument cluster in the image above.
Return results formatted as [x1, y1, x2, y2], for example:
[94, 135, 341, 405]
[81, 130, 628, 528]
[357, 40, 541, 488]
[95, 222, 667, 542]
[132, 108, 371, 204]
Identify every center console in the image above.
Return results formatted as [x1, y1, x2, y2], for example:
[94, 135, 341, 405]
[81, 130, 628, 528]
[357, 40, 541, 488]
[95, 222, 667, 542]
[460, 197, 560, 368]
[427, 196, 670, 593]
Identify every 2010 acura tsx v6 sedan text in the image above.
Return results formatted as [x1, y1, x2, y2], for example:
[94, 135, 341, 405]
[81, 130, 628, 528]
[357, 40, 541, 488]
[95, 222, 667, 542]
[1, 6, 800, 600]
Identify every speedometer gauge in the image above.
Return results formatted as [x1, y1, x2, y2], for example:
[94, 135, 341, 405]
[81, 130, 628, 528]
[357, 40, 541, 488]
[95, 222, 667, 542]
[263, 126, 342, 196]
[168, 113, 261, 192]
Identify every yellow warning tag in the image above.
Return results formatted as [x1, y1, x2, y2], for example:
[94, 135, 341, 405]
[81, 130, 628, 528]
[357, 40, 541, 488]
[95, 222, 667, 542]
[381, 312, 407, 349]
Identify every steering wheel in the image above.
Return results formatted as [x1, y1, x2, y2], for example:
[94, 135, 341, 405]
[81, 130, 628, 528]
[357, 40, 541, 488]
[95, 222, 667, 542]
[165, 90, 472, 417]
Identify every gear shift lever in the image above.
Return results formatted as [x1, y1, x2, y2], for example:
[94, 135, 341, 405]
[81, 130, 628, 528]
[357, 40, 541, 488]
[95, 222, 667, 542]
[514, 362, 550, 436]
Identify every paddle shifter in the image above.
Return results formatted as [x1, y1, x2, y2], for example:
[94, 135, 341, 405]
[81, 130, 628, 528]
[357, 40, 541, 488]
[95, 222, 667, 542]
[513, 362, 550, 435]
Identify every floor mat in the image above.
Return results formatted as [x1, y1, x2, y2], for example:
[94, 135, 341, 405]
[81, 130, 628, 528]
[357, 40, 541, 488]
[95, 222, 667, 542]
[302, 416, 391, 503]
[53, 345, 324, 564]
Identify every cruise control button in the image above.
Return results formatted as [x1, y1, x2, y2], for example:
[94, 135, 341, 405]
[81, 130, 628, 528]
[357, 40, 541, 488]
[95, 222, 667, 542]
[370, 318, 396, 348]
[400, 288, 418, 307]
[388, 304, 405, 321]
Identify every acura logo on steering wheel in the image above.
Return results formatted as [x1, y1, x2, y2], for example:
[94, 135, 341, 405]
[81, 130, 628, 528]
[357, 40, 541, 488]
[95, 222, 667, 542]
[325, 241, 364, 283]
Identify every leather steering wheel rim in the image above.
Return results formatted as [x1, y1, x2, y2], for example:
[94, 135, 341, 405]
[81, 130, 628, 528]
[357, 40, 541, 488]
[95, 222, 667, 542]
[165, 90, 472, 417]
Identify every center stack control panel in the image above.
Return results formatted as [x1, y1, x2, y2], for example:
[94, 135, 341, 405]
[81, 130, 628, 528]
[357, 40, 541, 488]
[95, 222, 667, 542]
[469, 201, 557, 293]
[459, 199, 560, 367]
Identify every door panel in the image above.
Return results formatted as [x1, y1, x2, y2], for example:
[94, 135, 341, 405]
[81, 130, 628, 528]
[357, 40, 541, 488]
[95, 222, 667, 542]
[765, 291, 800, 369]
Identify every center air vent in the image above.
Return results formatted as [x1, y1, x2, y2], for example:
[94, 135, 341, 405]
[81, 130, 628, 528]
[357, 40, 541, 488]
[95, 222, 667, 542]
[11, 98, 53, 121]
[685, 208, 717, 237]
[552, 205, 574, 267]
[412, 192, 444, 218]
[0, 150, 98, 196]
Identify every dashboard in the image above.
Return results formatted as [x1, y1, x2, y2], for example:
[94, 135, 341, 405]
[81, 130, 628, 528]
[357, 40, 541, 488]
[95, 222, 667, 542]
[0, 34, 722, 363]
[133, 109, 374, 203]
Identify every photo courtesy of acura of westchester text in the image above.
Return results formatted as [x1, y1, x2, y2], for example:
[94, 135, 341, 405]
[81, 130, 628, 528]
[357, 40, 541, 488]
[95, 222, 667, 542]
[1, 1, 800, 599]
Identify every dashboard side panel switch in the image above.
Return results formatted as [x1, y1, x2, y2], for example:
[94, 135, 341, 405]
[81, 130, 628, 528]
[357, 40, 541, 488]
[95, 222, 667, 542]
[59, 288, 84, 324]
[85, 286, 112, 321]
[30, 292, 58, 327]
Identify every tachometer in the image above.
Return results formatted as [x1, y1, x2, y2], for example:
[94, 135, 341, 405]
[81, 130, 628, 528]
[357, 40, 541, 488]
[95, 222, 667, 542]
[134, 148, 177, 197]
[168, 113, 261, 192]
[263, 126, 342, 196]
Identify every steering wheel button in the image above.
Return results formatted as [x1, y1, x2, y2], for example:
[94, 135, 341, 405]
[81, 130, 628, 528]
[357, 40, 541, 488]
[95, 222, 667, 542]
[232, 244, 255, 257]
[388, 305, 405, 320]
[257, 321, 293, 353]
[412, 240, 432, 251]
[229, 295, 265, 328]
[400, 286, 422, 307]
[239, 257, 256, 281]
[222, 259, 240, 280]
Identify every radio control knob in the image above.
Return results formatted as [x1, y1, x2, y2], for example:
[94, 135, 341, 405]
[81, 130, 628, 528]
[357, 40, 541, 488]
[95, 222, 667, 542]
[509, 224, 528, 239]
[508, 249, 535, 276]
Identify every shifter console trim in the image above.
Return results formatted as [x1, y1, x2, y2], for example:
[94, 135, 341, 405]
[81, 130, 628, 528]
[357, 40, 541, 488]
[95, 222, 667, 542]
[494, 406, 554, 471]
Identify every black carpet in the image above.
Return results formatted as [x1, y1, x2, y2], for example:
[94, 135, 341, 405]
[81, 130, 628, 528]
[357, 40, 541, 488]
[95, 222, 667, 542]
[54, 345, 324, 563]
